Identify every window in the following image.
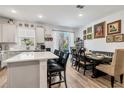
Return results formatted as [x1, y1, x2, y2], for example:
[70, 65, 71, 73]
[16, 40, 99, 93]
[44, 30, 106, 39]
[17, 27, 35, 50]
[53, 31, 74, 52]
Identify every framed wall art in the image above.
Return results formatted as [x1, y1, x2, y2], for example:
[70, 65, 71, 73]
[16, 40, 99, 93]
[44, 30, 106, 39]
[94, 22, 105, 38]
[107, 20, 121, 35]
[83, 35, 86, 40]
[83, 30, 86, 40]
[106, 35, 114, 43]
[114, 34, 124, 42]
[87, 27, 92, 34]
[87, 34, 92, 40]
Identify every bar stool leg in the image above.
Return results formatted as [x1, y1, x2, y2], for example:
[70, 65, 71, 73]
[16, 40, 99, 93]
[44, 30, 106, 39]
[83, 65, 86, 75]
[64, 71, 67, 88]
[59, 72, 62, 80]
[120, 74, 123, 84]
[111, 76, 114, 88]
[49, 73, 51, 88]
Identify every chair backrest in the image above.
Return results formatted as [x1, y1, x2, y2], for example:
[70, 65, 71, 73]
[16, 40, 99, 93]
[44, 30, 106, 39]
[71, 48, 77, 57]
[60, 52, 69, 69]
[54, 49, 60, 56]
[59, 51, 64, 58]
[57, 51, 64, 62]
[71, 48, 76, 54]
[77, 47, 86, 61]
[78, 47, 86, 55]
[112, 49, 124, 75]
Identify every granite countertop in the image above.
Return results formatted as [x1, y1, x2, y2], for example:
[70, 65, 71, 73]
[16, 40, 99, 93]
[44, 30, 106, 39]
[3, 52, 58, 63]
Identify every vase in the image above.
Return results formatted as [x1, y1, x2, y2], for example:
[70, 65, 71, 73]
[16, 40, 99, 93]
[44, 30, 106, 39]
[26, 45, 30, 50]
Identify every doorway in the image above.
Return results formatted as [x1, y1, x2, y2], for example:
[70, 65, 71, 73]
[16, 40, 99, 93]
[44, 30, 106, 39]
[53, 31, 74, 53]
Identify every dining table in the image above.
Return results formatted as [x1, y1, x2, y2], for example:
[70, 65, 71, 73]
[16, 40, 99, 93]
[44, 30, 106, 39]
[85, 53, 112, 78]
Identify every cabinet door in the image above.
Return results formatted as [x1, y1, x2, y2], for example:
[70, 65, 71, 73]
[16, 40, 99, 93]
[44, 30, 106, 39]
[2, 24, 16, 43]
[35, 28, 44, 43]
[0, 24, 2, 42]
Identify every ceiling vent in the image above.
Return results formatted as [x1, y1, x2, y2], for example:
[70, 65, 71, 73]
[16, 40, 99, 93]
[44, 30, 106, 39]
[76, 5, 85, 9]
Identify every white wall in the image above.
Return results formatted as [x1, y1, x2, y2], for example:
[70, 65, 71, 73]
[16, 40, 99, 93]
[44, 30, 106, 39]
[73, 28, 81, 41]
[53, 32, 60, 50]
[69, 32, 75, 47]
[75, 10, 124, 52]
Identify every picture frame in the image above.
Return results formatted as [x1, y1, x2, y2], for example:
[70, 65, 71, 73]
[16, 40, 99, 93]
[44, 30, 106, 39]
[87, 27, 92, 34]
[94, 22, 105, 38]
[106, 35, 114, 43]
[83, 35, 86, 40]
[87, 34, 92, 40]
[114, 34, 124, 42]
[107, 20, 121, 35]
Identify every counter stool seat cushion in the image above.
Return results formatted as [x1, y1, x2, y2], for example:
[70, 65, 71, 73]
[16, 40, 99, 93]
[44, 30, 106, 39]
[48, 59, 57, 64]
[48, 63, 64, 72]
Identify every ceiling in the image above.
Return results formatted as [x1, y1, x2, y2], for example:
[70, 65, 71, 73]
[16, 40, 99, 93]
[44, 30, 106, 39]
[0, 5, 124, 28]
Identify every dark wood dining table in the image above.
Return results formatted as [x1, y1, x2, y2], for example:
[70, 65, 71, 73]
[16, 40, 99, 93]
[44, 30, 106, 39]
[85, 54, 112, 78]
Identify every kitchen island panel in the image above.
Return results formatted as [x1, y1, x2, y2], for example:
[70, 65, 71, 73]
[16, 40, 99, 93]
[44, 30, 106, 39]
[7, 61, 40, 88]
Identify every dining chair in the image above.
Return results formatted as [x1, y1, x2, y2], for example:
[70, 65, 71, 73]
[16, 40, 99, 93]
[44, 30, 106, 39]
[77, 48, 93, 75]
[96, 49, 124, 88]
[71, 48, 77, 66]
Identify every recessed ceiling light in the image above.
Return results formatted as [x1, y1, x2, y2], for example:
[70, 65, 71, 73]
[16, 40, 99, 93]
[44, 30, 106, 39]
[11, 9, 16, 13]
[78, 14, 83, 17]
[38, 15, 43, 19]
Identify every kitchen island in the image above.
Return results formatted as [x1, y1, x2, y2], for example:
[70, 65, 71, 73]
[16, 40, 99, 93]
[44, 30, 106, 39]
[3, 52, 58, 88]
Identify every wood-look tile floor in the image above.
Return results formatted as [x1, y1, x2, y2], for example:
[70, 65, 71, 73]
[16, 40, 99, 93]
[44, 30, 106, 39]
[51, 61, 124, 88]
[0, 58, 124, 88]
[0, 67, 7, 88]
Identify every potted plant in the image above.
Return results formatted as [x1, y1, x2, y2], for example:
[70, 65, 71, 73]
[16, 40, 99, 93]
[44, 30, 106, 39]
[63, 39, 69, 53]
[22, 38, 33, 50]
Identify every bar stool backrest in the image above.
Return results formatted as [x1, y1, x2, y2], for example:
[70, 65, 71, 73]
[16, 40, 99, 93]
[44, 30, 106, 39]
[54, 49, 60, 56]
[60, 52, 69, 69]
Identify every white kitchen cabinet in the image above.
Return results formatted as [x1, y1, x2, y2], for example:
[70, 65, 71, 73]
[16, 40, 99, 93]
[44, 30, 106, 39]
[0, 24, 2, 42]
[2, 24, 16, 43]
[35, 28, 44, 43]
[18, 28, 35, 37]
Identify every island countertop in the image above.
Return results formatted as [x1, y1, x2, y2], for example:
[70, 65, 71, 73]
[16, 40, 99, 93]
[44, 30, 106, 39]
[4, 52, 59, 63]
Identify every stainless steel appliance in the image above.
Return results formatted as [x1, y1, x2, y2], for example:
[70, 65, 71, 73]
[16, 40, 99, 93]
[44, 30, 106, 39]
[35, 43, 46, 52]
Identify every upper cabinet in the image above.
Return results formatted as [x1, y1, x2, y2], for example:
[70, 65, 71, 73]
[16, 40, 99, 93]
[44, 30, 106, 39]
[35, 27, 45, 43]
[1, 24, 17, 43]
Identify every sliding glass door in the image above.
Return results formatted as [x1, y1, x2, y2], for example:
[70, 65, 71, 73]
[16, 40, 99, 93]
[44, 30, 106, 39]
[53, 31, 74, 53]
